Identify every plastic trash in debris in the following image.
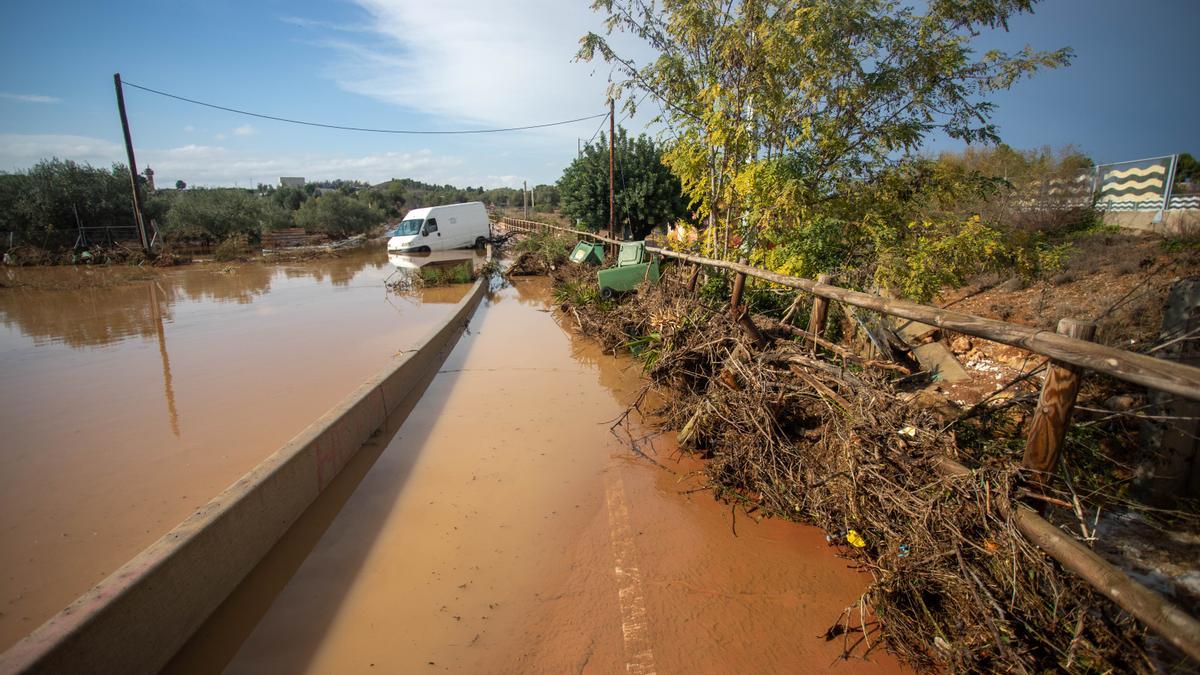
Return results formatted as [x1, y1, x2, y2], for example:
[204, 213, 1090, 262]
[898, 544, 911, 557]
[845, 530, 867, 548]
[898, 425, 917, 438]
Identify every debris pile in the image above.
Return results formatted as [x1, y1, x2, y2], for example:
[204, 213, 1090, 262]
[555, 260, 1152, 672]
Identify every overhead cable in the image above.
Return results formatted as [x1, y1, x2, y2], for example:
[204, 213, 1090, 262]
[121, 80, 609, 135]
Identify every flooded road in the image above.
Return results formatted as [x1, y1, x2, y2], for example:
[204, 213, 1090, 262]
[0, 247, 483, 650]
[176, 276, 901, 674]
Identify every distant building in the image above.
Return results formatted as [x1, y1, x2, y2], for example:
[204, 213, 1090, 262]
[279, 176, 306, 188]
[143, 167, 156, 192]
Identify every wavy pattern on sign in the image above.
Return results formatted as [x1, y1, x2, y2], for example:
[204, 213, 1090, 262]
[1101, 177, 1164, 192]
[1104, 165, 1167, 180]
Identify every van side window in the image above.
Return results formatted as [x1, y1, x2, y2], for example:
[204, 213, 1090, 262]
[425, 219, 438, 233]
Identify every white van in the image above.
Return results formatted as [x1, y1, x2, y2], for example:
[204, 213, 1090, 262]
[387, 202, 491, 252]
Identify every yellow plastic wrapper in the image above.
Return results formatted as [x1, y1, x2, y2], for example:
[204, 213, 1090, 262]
[846, 530, 867, 548]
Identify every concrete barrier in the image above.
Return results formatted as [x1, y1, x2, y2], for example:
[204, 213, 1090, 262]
[0, 276, 487, 675]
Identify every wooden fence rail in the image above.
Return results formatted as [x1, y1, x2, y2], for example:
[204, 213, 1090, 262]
[498, 217, 1200, 401]
[650, 248, 1200, 401]
[497, 215, 1200, 661]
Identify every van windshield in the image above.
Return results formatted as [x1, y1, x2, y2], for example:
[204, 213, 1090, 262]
[392, 218, 424, 236]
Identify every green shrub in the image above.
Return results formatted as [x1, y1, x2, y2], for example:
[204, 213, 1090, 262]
[214, 233, 249, 261]
[514, 230, 573, 267]
[418, 261, 474, 285]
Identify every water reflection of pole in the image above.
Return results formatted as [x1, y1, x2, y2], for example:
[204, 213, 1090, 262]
[149, 281, 180, 437]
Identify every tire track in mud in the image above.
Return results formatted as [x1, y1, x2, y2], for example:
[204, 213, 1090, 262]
[604, 470, 657, 675]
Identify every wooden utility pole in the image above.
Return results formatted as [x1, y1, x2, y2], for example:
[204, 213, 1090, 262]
[113, 73, 152, 254]
[608, 98, 616, 240]
[1022, 318, 1096, 499]
[523, 180, 528, 219]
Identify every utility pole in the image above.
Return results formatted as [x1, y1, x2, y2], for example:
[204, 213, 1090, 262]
[113, 73, 152, 255]
[523, 180, 528, 219]
[608, 98, 615, 240]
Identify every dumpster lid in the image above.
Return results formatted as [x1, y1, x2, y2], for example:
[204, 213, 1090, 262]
[617, 242, 644, 266]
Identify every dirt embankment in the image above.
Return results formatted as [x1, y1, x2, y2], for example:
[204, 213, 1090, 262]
[941, 231, 1198, 360]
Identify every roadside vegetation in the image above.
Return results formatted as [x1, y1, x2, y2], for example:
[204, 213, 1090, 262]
[558, 128, 686, 239]
[495, 0, 1200, 671]
[0, 163, 542, 264]
[573, 0, 1085, 304]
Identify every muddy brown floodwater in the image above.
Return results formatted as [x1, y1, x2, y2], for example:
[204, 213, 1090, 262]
[168, 275, 903, 674]
[0, 247, 485, 651]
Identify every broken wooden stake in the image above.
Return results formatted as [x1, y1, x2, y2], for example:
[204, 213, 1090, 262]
[1021, 318, 1097, 497]
[808, 273, 832, 345]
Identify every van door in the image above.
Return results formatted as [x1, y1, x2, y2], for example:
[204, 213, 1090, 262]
[424, 218, 441, 248]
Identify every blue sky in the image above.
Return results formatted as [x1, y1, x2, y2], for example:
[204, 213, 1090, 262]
[0, 1, 1195, 189]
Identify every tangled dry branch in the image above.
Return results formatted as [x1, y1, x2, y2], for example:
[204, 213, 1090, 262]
[552, 261, 1150, 673]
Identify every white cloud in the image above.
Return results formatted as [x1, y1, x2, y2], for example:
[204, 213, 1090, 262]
[232, 124, 256, 137]
[281, 15, 369, 33]
[0, 133, 485, 187]
[0, 92, 61, 104]
[483, 174, 522, 189]
[0, 133, 123, 166]
[310, 0, 645, 137]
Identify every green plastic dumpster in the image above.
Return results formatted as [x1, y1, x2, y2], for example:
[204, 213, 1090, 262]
[569, 240, 604, 265]
[597, 241, 660, 298]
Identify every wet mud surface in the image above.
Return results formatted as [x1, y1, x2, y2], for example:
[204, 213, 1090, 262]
[179, 276, 901, 674]
[0, 248, 481, 650]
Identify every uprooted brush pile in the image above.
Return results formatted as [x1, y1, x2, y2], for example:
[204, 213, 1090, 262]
[505, 229, 572, 276]
[550, 261, 1153, 673]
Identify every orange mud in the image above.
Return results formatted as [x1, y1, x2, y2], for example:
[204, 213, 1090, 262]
[175, 276, 902, 674]
[0, 248, 482, 650]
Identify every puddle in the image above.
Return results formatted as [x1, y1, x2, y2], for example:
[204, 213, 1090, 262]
[0, 247, 482, 650]
[176, 276, 901, 674]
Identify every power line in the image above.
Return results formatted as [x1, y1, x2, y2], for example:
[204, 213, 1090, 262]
[586, 109, 610, 145]
[585, 91, 651, 148]
[616, 91, 653, 128]
[121, 80, 609, 135]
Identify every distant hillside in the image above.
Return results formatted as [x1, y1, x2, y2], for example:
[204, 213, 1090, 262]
[362, 178, 557, 218]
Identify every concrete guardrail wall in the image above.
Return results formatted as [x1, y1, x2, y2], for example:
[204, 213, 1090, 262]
[0, 275, 487, 675]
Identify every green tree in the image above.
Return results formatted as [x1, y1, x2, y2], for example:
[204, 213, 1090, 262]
[578, 0, 1070, 295]
[175, 180, 186, 190]
[0, 159, 134, 247]
[163, 188, 286, 242]
[364, 181, 408, 218]
[293, 192, 382, 237]
[1176, 152, 1199, 184]
[531, 184, 561, 211]
[271, 185, 309, 211]
[559, 128, 686, 239]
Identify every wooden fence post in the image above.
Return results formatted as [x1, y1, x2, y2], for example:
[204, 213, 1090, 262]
[729, 257, 748, 317]
[1022, 318, 1097, 495]
[808, 273, 832, 347]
